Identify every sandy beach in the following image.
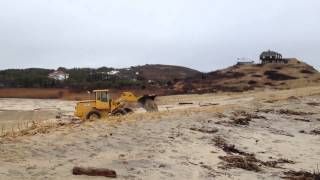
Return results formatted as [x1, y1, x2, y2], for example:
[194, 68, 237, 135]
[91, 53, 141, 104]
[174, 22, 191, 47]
[0, 86, 320, 179]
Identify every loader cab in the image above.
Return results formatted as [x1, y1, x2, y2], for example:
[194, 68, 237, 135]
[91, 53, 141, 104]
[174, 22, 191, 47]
[93, 90, 111, 103]
[93, 90, 111, 109]
[94, 90, 110, 102]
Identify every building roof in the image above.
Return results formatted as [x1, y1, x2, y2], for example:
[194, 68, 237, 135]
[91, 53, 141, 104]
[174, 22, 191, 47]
[260, 50, 282, 58]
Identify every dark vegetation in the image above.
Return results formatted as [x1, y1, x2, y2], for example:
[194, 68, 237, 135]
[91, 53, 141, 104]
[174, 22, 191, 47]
[0, 68, 56, 88]
[0, 65, 200, 91]
[264, 82, 275, 86]
[300, 69, 315, 74]
[264, 70, 297, 81]
[0, 68, 144, 90]
[248, 80, 257, 85]
[208, 71, 245, 79]
[251, 74, 263, 77]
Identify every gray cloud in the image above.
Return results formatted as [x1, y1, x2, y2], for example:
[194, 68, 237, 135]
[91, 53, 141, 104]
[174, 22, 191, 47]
[0, 0, 319, 72]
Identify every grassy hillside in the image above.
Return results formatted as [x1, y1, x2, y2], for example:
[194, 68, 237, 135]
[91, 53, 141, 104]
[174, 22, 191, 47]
[175, 59, 320, 93]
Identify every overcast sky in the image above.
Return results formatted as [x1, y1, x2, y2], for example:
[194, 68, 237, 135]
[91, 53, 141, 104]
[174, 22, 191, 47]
[0, 0, 319, 72]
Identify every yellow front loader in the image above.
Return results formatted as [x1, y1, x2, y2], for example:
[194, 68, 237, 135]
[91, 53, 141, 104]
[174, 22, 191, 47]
[74, 90, 158, 120]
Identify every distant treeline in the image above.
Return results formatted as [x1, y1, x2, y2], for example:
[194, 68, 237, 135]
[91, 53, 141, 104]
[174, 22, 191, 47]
[0, 67, 151, 90]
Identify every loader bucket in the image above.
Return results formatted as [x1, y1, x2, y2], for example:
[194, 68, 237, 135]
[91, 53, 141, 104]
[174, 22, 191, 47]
[138, 95, 158, 112]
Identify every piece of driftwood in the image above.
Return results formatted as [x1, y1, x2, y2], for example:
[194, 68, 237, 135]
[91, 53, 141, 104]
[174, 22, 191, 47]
[190, 126, 218, 134]
[199, 103, 219, 107]
[178, 102, 194, 105]
[72, 167, 117, 178]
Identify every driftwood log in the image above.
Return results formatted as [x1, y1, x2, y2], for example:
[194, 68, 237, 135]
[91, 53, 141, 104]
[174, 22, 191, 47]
[178, 102, 194, 105]
[72, 167, 117, 178]
[199, 103, 219, 107]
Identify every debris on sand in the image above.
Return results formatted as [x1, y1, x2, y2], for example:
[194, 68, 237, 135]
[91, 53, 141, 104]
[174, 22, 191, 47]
[248, 114, 267, 120]
[190, 126, 219, 134]
[231, 111, 248, 117]
[219, 155, 295, 172]
[199, 103, 219, 107]
[72, 167, 117, 178]
[212, 136, 251, 156]
[214, 120, 232, 125]
[287, 96, 299, 100]
[231, 117, 251, 125]
[263, 158, 295, 168]
[230, 111, 253, 125]
[214, 112, 227, 118]
[310, 129, 320, 135]
[276, 158, 295, 164]
[215, 111, 267, 126]
[219, 155, 262, 172]
[255, 109, 275, 114]
[278, 109, 315, 116]
[299, 130, 306, 134]
[264, 99, 279, 103]
[299, 129, 320, 135]
[232, 111, 266, 122]
[294, 118, 311, 122]
[214, 137, 295, 172]
[282, 170, 320, 180]
[200, 164, 213, 170]
[269, 129, 294, 137]
[256, 108, 315, 117]
[307, 102, 320, 106]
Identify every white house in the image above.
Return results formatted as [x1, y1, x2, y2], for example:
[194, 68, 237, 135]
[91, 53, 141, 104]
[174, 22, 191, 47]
[107, 70, 120, 75]
[48, 70, 69, 81]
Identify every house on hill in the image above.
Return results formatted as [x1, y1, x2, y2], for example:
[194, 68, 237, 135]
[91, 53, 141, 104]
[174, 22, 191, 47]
[48, 70, 69, 81]
[260, 50, 289, 64]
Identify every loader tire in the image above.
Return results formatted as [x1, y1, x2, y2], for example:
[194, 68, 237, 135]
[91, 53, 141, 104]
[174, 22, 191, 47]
[144, 99, 158, 112]
[86, 111, 101, 121]
[112, 109, 127, 116]
[124, 108, 134, 114]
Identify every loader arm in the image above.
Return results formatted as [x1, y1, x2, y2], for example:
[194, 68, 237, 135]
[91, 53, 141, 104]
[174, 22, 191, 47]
[117, 92, 140, 103]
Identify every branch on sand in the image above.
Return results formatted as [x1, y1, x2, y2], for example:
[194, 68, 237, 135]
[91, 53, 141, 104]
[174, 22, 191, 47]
[72, 167, 117, 178]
